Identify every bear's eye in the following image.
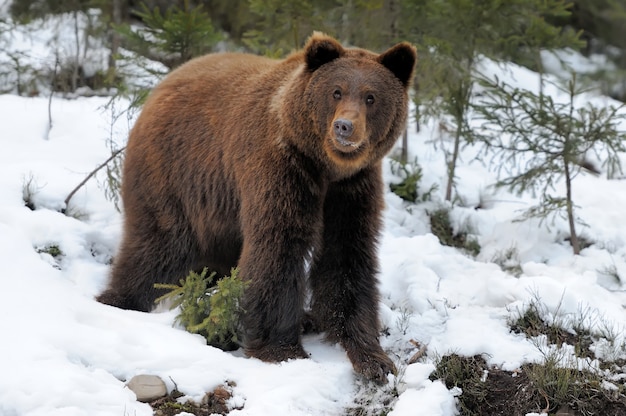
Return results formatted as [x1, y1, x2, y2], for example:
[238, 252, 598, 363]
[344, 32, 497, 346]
[333, 89, 342, 100]
[366, 94, 375, 105]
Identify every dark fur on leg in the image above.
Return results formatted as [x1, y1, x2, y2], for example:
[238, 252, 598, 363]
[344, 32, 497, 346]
[308, 167, 395, 383]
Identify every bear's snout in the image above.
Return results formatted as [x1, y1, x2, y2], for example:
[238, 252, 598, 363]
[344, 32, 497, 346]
[333, 118, 354, 138]
[332, 117, 362, 150]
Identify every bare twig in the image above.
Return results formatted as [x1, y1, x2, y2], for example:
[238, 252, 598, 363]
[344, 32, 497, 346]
[64, 147, 126, 210]
[45, 56, 59, 141]
[408, 339, 428, 364]
[540, 389, 550, 414]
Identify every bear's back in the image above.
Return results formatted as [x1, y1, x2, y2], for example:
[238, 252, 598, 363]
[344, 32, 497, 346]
[163, 53, 277, 87]
[150, 52, 298, 105]
[121, 52, 303, 227]
[129, 51, 301, 153]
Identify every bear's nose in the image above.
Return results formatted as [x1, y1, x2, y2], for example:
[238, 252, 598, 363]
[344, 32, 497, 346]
[333, 119, 354, 138]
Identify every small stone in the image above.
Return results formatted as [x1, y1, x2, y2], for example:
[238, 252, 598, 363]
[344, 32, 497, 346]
[126, 374, 167, 402]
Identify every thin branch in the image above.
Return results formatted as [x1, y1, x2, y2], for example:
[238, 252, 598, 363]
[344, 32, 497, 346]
[64, 147, 126, 210]
[45, 56, 59, 141]
[408, 339, 428, 365]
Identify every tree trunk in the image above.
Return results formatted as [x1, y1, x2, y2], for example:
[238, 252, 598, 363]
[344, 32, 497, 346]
[564, 161, 580, 255]
[400, 127, 408, 164]
[72, 9, 80, 93]
[445, 122, 462, 201]
[389, 0, 398, 43]
[107, 0, 122, 85]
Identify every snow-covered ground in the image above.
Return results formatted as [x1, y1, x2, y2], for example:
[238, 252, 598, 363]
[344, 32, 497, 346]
[2, 9, 626, 416]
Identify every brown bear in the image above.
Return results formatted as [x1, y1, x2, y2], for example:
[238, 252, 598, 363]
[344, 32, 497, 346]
[97, 32, 416, 383]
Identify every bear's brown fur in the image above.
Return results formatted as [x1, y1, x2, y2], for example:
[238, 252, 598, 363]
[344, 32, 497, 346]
[97, 33, 416, 383]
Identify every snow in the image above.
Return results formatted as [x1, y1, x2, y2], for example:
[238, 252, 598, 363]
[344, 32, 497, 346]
[2, 13, 626, 416]
[541, 48, 617, 77]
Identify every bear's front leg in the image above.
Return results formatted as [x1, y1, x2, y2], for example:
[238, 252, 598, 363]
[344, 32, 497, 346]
[237, 162, 325, 363]
[308, 166, 396, 384]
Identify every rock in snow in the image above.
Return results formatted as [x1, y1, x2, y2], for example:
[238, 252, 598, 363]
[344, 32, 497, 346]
[126, 375, 167, 402]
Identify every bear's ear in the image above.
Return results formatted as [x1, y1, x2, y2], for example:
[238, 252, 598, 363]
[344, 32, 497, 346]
[378, 42, 417, 88]
[304, 32, 345, 72]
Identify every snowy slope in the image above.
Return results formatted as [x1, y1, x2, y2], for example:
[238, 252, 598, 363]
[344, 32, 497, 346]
[2, 63, 626, 415]
[2, 11, 626, 416]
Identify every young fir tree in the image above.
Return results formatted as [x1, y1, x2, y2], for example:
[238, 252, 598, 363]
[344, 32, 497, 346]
[243, 0, 387, 57]
[333, 0, 404, 52]
[116, 0, 221, 70]
[243, 0, 327, 56]
[473, 74, 626, 255]
[400, 0, 581, 202]
[155, 268, 247, 351]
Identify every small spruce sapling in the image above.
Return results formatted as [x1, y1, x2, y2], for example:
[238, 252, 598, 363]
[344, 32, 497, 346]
[389, 158, 421, 203]
[389, 158, 437, 203]
[429, 207, 481, 256]
[116, 0, 221, 71]
[155, 267, 246, 351]
[403, 0, 581, 203]
[473, 74, 626, 255]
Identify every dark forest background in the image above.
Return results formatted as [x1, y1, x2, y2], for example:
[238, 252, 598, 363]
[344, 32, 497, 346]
[3, 0, 626, 102]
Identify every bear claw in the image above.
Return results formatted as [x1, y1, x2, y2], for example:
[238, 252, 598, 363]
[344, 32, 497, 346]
[349, 349, 397, 384]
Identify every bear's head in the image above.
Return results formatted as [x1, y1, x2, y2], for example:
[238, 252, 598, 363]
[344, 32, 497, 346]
[301, 33, 416, 178]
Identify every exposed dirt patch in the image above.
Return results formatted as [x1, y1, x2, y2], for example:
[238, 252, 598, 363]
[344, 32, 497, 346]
[480, 367, 543, 416]
[151, 382, 239, 416]
[430, 354, 626, 416]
